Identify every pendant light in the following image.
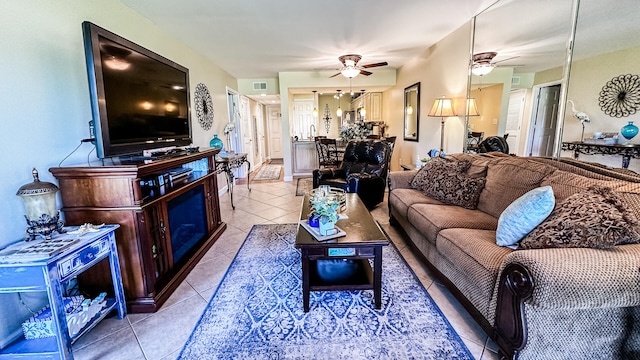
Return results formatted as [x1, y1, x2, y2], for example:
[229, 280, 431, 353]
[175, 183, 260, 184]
[358, 90, 366, 120]
[312, 90, 318, 118]
[335, 90, 343, 118]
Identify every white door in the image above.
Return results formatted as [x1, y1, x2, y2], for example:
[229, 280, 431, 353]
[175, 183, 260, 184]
[293, 100, 314, 139]
[505, 89, 526, 155]
[267, 105, 283, 160]
[227, 89, 241, 153]
[527, 84, 561, 157]
[240, 96, 254, 169]
[227, 88, 246, 177]
[252, 104, 265, 165]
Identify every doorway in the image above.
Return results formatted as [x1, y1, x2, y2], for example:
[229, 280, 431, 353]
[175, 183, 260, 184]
[526, 83, 561, 157]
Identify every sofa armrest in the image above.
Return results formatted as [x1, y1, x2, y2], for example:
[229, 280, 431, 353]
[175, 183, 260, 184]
[388, 170, 418, 191]
[499, 245, 640, 310]
[493, 245, 640, 357]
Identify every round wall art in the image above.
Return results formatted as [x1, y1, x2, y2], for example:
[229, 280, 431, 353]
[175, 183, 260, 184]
[194, 83, 214, 130]
[598, 74, 640, 118]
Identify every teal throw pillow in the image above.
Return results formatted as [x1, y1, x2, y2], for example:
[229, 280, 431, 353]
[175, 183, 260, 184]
[496, 186, 555, 247]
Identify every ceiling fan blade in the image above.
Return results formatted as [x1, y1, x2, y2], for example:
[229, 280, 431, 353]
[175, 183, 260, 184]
[360, 70, 373, 76]
[361, 61, 388, 69]
[492, 56, 520, 65]
[329, 72, 341, 78]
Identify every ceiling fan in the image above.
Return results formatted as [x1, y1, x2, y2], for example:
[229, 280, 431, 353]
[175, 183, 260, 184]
[330, 54, 388, 79]
[471, 52, 520, 76]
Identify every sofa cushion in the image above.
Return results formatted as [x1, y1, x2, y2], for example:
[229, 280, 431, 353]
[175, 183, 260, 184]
[477, 157, 556, 218]
[410, 158, 486, 209]
[436, 228, 513, 317]
[389, 188, 443, 220]
[496, 186, 555, 247]
[520, 186, 640, 249]
[407, 203, 498, 244]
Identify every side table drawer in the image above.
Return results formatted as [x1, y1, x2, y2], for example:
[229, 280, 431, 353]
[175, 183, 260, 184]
[58, 235, 111, 279]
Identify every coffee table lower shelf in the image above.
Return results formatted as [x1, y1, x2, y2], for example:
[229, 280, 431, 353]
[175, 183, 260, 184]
[308, 259, 374, 290]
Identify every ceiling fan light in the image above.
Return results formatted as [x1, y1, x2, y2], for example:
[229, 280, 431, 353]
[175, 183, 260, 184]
[472, 63, 495, 76]
[341, 67, 360, 79]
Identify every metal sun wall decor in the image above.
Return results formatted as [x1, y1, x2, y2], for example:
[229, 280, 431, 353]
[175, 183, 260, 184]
[194, 83, 214, 130]
[598, 74, 640, 118]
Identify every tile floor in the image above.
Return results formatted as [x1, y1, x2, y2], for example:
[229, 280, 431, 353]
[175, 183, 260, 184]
[72, 171, 500, 360]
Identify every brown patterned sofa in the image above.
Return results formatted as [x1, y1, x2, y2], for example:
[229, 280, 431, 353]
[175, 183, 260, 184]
[388, 153, 640, 359]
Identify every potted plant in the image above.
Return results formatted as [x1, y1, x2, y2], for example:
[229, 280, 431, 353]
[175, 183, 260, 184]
[309, 193, 340, 236]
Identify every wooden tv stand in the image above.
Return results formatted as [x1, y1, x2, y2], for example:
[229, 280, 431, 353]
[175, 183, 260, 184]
[50, 148, 226, 313]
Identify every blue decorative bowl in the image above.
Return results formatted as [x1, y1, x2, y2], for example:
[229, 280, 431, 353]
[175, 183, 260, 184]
[209, 134, 225, 150]
[308, 215, 320, 227]
[621, 121, 639, 141]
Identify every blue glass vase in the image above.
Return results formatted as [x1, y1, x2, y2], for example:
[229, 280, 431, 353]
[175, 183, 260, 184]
[621, 121, 639, 142]
[209, 134, 224, 150]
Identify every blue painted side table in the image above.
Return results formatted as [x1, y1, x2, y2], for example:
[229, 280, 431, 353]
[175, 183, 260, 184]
[0, 224, 126, 359]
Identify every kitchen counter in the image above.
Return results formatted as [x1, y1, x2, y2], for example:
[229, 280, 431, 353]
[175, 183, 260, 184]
[292, 140, 318, 176]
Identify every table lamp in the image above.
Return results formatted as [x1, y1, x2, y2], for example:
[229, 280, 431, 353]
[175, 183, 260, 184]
[428, 97, 456, 152]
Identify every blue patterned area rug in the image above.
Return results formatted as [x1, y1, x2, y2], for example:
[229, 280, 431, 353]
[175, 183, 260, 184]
[178, 224, 473, 359]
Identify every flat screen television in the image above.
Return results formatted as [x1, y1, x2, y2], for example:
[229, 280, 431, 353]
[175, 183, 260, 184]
[82, 21, 192, 159]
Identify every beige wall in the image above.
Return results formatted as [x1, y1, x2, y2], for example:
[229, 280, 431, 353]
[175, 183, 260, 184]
[561, 45, 640, 171]
[0, 0, 239, 345]
[470, 84, 503, 136]
[383, 21, 473, 170]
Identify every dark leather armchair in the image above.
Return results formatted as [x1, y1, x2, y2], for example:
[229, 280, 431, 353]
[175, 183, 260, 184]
[477, 135, 510, 154]
[312, 140, 390, 209]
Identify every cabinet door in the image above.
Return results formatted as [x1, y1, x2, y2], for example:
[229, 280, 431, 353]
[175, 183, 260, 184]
[139, 205, 170, 292]
[205, 176, 222, 229]
[370, 93, 382, 122]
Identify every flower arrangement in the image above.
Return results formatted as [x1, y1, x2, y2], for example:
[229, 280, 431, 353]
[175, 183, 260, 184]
[340, 122, 370, 142]
[309, 192, 340, 225]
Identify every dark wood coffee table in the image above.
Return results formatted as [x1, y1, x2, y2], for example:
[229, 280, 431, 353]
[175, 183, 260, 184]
[295, 193, 389, 312]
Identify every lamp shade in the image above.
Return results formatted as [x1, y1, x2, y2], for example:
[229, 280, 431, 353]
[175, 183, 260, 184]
[428, 97, 456, 118]
[466, 98, 480, 116]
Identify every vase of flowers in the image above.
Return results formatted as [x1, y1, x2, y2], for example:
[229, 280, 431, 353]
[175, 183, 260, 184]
[340, 121, 370, 142]
[309, 191, 340, 236]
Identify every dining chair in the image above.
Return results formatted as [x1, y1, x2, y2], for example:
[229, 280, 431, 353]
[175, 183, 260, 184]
[315, 138, 340, 168]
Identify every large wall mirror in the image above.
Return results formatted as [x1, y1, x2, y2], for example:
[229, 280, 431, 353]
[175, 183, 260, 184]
[404, 82, 420, 141]
[469, 0, 575, 156]
[561, 0, 640, 169]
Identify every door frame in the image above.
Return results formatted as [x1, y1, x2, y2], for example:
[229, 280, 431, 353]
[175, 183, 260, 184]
[524, 80, 563, 157]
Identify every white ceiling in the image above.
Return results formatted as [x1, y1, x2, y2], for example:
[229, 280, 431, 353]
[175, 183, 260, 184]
[119, 0, 640, 104]
[120, 0, 494, 79]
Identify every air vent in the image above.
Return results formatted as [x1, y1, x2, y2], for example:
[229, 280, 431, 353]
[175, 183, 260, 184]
[511, 76, 521, 86]
[253, 82, 267, 91]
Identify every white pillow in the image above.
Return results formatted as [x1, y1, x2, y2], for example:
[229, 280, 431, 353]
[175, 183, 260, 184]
[496, 186, 555, 247]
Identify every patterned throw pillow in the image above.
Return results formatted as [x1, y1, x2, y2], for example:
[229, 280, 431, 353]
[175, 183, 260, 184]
[496, 186, 555, 247]
[519, 186, 640, 249]
[410, 158, 486, 209]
